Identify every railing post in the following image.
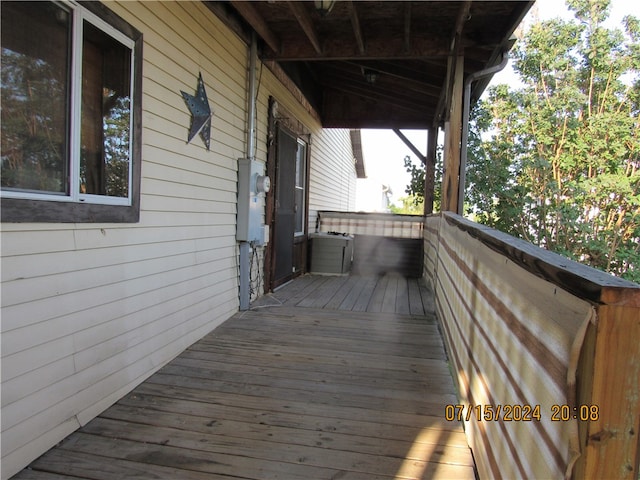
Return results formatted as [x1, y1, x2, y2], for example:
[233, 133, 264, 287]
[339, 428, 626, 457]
[430, 212, 640, 479]
[574, 304, 640, 479]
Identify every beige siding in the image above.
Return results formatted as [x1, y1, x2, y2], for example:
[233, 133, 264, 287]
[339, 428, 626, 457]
[1, 2, 360, 478]
[0, 2, 245, 478]
[308, 128, 358, 231]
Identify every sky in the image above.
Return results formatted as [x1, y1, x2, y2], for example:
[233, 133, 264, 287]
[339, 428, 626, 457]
[355, 0, 640, 212]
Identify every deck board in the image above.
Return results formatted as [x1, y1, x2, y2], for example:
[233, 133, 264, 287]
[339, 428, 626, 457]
[263, 274, 436, 315]
[15, 274, 473, 480]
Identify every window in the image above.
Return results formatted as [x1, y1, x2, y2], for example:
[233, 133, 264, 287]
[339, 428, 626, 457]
[294, 139, 307, 235]
[1, 1, 142, 222]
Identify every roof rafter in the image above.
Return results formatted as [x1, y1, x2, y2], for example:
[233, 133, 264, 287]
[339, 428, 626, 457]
[216, 1, 535, 130]
[327, 62, 441, 98]
[267, 35, 450, 61]
[403, 3, 411, 53]
[345, 60, 443, 94]
[435, 0, 472, 125]
[288, 1, 323, 55]
[318, 73, 436, 111]
[346, 1, 366, 55]
[229, 1, 280, 53]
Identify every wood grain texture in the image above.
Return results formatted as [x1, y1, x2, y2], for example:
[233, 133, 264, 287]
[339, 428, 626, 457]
[441, 55, 464, 213]
[17, 275, 474, 480]
[442, 212, 640, 307]
[1, 2, 246, 476]
[426, 212, 640, 480]
[575, 305, 640, 480]
[255, 273, 435, 317]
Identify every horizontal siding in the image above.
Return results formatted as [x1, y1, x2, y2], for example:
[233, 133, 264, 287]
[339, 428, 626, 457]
[1, 1, 362, 478]
[308, 129, 358, 231]
[0, 2, 248, 478]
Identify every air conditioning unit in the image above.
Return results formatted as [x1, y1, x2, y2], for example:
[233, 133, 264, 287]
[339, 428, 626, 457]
[309, 233, 353, 275]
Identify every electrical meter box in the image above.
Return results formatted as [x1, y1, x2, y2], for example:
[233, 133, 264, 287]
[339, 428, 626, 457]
[237, 158, 270, 245]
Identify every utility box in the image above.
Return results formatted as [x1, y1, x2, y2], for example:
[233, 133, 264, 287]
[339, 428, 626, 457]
[237, 158, 270, 245]
[309, 233, 353, 275]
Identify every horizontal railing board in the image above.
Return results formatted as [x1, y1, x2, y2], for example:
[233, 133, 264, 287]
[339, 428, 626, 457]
[426, 212, 640, 480]
[317, 211, 424, 239]
[440, 212, 640, 307]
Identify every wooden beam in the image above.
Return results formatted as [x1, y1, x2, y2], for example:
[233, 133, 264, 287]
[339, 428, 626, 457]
[441, 55, 464, 213]
[346, 1, 365, 55]
[434, 55, 453, 126]
[322, 91, 433, 129]
[573, 305, 640, 480]
[451, 1, 472, 51]
[442, 212, 640, 305]
[320, 77, 435, 114]
[435, 1, 472, 126]
[262, 60, 322, 125]
[318, 63, 440, 99]
[347, 60, 444, 90]
[438, 3, 471, 204]
[424, 127, 438, 214]
[392, 129, 427, 165]
[287, 1, 323, 55]
[446, 3, 472, 113]
[229, 1, 280, 53]
[266, 35, 450, 61]
[403, 2, 412, 54]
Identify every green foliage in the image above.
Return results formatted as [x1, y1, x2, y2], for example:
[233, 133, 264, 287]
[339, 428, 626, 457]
[401, 0, 639, 281]
[1, 49, 67, 193]
[389, 193, 424, 215]
[467, 0, 640, 282]
[401, 149, 444, 213]
[402, 155, 424, 206]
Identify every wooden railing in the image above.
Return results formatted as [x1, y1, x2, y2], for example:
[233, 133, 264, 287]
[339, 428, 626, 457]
[316, 211, 424, 238]
[316, 211, 424, 277]
[424, 212, 640, 480]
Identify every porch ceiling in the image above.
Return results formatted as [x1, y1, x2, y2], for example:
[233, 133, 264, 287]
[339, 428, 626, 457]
[214, 1, 533, 129]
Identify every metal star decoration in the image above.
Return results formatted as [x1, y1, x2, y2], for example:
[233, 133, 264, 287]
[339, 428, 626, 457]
[181, 72, 213, 150]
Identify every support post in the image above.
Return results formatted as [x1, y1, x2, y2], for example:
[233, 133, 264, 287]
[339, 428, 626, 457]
[441, 55, 464, 213]
[424, 127, 437, 214]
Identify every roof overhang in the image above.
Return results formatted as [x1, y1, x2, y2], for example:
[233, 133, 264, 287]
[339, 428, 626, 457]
[209, 1, 533, 130]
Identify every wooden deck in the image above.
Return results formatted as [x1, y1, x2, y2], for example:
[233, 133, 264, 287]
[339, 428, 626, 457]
[253, 273, 435, 315]
[15, 274, 474, 480]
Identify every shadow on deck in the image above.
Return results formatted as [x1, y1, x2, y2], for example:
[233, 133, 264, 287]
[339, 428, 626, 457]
[15, 274, 474, 480]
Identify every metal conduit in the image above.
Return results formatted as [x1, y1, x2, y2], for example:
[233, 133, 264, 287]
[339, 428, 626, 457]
[239, 32, 258, 311]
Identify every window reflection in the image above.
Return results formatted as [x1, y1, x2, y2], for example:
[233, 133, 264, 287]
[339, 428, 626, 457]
[0, 2, 70, 194]
[80, 20, 131, 198]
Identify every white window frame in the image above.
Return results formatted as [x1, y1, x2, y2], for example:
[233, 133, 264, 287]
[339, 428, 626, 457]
[294, 138, 307, 236]
[0, 1, 136, 207]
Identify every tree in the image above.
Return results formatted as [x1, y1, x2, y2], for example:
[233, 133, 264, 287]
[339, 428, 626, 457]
[405, 0, 640, 281]
[401, 150, 444, 214]
[473, 0, 640, 282]
[389, 193, 424, 215]
[1, 49, 67, 193]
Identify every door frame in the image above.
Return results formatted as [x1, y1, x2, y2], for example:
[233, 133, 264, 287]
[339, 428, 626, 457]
[265, 97, 311, 292]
